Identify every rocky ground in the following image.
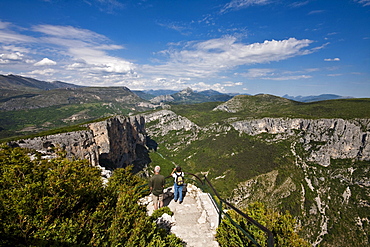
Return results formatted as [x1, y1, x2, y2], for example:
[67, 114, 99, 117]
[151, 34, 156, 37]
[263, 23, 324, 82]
[141, 184, 219, 247]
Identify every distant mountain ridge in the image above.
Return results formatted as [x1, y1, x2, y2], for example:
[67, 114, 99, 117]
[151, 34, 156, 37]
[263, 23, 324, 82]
[0, 74, 82, 91]
[283, 94, 352, 102]
[1, 74, 353, 103]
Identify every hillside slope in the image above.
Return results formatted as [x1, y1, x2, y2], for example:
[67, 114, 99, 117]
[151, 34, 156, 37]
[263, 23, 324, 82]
[0, 75, 156, 140]
[143, 96, 370, 246]
[0, 74, 81, 91]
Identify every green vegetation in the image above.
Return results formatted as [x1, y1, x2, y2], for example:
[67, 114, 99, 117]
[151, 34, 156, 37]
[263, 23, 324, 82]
[170, 101, 229, 126]
[151, 129, 294, 197]
[0, 103, 132, 141]
[148, 151, 177, 180]
[216, 202, 310, 247]
[148, 96, 370, 246]
[150, 207, 174, 221]
[303, 158, 370, 247]
[170, 95, 370, 126]
[0, 146, 183, 246]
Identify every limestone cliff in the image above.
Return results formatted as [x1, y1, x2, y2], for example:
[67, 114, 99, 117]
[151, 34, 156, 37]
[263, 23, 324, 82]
[231, 118, 370, 167]
[142, 109, 370, 246]
[9, 115, 150, 173]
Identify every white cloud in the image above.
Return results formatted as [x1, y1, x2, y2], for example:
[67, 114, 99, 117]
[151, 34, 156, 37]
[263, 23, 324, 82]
[157, 21, 191, 35]
[221, 0, 271, 12]
[224, 81, 243, 86]
[264, 75, 312, 80]
[67, 47, 134, 74]
[239, 68, 312, 80]
[354, 0, 370, 6]
[289, 1, 309, 8]
[32, 25, 107, 42]
[30, 24, 135, 75]
[308, 10, 325, 15]
[0, 29, 37, 43]
[0, 52, 24, 61]
[187, 81, 233, 92]
[34, 58, 57, 66]
[324, 58, 340, 61]
[2, 45, 30, 53]
[0, 20, 11, 29]
[144, 36, 316, 79]
[28, 68, 56, 75]
[95, 44, 125, 50]
[238, 68, 276, 78]
[0, 22, 137, 85]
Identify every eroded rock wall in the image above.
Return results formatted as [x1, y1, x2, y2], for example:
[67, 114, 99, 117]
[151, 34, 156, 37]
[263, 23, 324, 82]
[10, 115, 149, 172]
[231, 118, 370, 166]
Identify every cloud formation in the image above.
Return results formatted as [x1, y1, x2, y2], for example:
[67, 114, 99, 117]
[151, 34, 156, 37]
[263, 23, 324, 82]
[0, 21, 321, 90]
[355, 0, 370, 6]
[239, 68, 313, 80]
[0, 22, 136, 85]
[143, 36, 316, 78]
[34, 58, 57, 66]
[324, 58, 340, 61]
[221, 0, 271, 12]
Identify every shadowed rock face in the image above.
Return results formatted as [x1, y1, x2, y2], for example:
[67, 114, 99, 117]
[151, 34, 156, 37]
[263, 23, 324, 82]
[9, 115, 150, 173]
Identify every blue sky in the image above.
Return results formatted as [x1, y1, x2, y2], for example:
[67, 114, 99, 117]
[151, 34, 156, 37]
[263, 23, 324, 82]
[0, 0, 369, 97]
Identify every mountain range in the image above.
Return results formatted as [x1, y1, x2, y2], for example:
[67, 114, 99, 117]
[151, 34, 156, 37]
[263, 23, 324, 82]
[1, 74, 369, 246]
[1, 74, 350, 105]
[0, 74, 364, 141]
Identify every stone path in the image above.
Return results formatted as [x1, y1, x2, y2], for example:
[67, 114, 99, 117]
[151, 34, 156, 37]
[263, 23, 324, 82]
[143, 184, 220, 247]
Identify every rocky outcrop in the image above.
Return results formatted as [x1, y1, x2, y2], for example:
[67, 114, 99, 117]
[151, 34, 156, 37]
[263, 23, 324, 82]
[149, 95, 174, 104]
[231, 118, 370, 167]
[9, 115, 150, 173]
[143, 110, 199, 136]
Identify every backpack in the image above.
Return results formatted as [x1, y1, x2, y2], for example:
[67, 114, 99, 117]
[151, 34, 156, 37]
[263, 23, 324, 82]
[175, 172, 184, 186]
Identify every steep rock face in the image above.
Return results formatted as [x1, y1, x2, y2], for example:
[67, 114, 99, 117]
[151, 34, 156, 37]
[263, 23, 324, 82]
[231, 118, 370, 166]
[9, 115, 149, 172]
[149, 95, 174, 104]
[142, 110, 369, 246]
[143, 110, 199, 136]
[228, 117, 370, 246]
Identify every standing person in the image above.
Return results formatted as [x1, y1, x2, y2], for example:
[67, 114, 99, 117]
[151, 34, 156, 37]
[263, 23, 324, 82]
[149, 165, 165, 210]
[171, 166, 185, 204]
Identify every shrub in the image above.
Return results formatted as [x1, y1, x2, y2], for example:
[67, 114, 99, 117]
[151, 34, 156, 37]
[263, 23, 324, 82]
[216, 202, 310, 247]
[150, 206, 174, 221]
[0, 145, 183, 246]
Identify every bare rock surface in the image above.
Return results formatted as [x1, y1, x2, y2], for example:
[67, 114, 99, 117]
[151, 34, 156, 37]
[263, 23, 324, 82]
[143, 184, 219, 247]
[8, 115, 150, 173]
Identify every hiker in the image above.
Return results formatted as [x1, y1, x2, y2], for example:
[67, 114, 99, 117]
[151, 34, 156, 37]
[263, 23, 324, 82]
[149, 165, 165, 210]
[171, 166, 185, 204]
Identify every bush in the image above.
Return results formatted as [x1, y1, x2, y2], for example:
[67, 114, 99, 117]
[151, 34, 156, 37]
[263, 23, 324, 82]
[150, 206, 174, 221]
[0, 145, 183, 246]
[216, 202, 310, 247]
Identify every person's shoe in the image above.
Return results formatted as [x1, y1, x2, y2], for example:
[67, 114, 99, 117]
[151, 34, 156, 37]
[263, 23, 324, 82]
[174, 199, 177, 202]
[179, 201, 183, 204]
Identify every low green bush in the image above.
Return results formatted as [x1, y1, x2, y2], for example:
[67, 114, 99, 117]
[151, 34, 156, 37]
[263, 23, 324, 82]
[150, 206, 174, 221]
[216, 202, 310, 247]
[0, 145, 183, 246]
